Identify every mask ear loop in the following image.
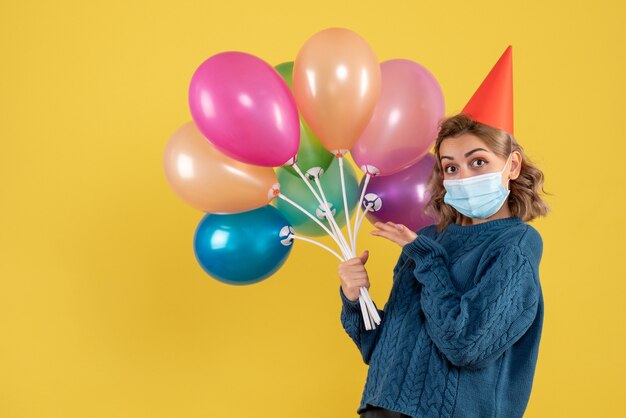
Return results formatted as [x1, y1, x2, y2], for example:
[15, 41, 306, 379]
[503, 152, 513, 190]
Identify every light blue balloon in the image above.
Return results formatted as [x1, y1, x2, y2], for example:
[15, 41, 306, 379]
[193, 205, 293, 285]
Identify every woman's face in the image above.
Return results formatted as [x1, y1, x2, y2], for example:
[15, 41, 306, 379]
[439, 133, 516, 187]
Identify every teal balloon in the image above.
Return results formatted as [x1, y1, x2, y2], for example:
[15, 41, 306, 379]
[274, 61, 333, 176]
[276, 157, 359, 236]
[193, 205, 293, 285]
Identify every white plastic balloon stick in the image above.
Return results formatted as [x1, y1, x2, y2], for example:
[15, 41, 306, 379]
[290, 234, 344, 262]
[352, 173, 371, 252]
[277, 193, 346, 255]
[313, 176, 352, 256]
[337, 157, 355, 251]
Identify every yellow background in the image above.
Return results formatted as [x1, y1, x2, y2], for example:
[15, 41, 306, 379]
[1, 0, 624, 417]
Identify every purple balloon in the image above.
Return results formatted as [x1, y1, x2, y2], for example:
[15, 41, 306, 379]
[189, 51, 300, 167]
[358, 153, 437, 232]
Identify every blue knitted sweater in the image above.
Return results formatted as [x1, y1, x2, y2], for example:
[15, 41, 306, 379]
[339, 216, 544, 418]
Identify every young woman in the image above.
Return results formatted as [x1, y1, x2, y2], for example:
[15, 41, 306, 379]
[338, 113, 549, 418]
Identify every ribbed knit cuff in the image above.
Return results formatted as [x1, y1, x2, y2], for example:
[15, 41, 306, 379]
[402, 234, 447, 262]
[339, 285, 362, 312]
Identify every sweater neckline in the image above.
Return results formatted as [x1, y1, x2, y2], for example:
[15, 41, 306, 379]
[445, 216, 523, 235]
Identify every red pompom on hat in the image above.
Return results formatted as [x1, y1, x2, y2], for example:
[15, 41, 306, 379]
[462, 45, 514, 136]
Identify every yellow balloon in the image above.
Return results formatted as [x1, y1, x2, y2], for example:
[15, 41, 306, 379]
[163, 121, 278, 213]
[293, 28, 381, 154]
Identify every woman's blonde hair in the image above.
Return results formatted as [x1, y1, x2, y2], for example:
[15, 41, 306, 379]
[424, 113, 550, 232]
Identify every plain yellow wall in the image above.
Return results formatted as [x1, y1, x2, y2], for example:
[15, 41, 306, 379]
[1, 0, 625, 417]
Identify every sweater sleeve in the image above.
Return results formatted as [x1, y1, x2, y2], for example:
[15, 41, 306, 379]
[339, 285, 385, 365]
[402, 234, 540, 370]
[338, 250, 408, 365]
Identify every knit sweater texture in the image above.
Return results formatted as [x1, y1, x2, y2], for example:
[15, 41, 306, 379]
[339, 216, 544, 418]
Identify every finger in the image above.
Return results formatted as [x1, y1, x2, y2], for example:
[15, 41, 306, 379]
[371, 227, 399, 237]
[350, 279, 370, 290]
[370, 229, 400, 245]
[386, 221, 407, 231]
[344, 269, 367, 277]
[340, 264, 368, 275]
[370, 230, 391, 239]
[343, 257, 366, 266]
[375, 222, 394, 231]
[374, 221, 397, 232]
[354, 281, 370, 290]
[339, 274, 368, 284]
[349, 273, 369, 281]
[341, 256, 361, 264]
[372, 225, 397, 236]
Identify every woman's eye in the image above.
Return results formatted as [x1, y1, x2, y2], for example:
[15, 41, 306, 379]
[444, 165, 456, 174]
[472, 159, 487, 168]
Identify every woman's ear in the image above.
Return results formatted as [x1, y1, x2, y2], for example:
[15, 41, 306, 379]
[510, 151, 522, 180]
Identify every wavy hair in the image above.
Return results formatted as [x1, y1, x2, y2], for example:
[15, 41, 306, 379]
[423, 113, 551, 232]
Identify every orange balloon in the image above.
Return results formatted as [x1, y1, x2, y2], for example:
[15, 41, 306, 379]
[293, 28, 381, 154]
[163, 121, 279, 213]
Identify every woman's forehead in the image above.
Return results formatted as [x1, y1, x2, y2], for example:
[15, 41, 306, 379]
[439, 134, 491, 156]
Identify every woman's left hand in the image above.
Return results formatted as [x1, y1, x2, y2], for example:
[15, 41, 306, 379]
[370, 221, 418, 247]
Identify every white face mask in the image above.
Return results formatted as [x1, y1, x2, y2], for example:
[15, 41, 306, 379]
[442, 153, 513, 219]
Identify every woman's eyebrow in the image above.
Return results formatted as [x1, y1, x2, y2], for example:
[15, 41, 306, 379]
[440, 148, 489, 161]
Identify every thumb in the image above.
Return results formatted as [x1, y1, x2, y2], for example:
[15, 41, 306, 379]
[359, 250, 369, 264]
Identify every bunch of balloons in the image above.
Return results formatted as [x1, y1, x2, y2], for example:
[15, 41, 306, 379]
[163, 27, 444, 331]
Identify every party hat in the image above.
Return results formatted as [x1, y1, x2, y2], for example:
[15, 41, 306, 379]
[462, 45, 514, 135]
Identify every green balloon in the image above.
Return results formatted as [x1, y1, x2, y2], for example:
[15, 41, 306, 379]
[276, 157, 359, 237]
[274, 62, 333, 176]
[275, 61, 295, 89]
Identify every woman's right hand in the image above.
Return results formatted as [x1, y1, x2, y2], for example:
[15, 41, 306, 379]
[339, 250, 370, 302]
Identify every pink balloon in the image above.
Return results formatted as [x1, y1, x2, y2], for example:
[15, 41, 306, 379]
[351, 59, 445, 176]
[189, 51, 300, 167]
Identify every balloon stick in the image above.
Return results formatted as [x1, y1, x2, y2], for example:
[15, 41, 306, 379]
[290, 234, 344, 262]
[352, 173, 372, 252]
[338, 157, 355, 252]
[277, 193, 345, 254]
[313, 176, 353, 256]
